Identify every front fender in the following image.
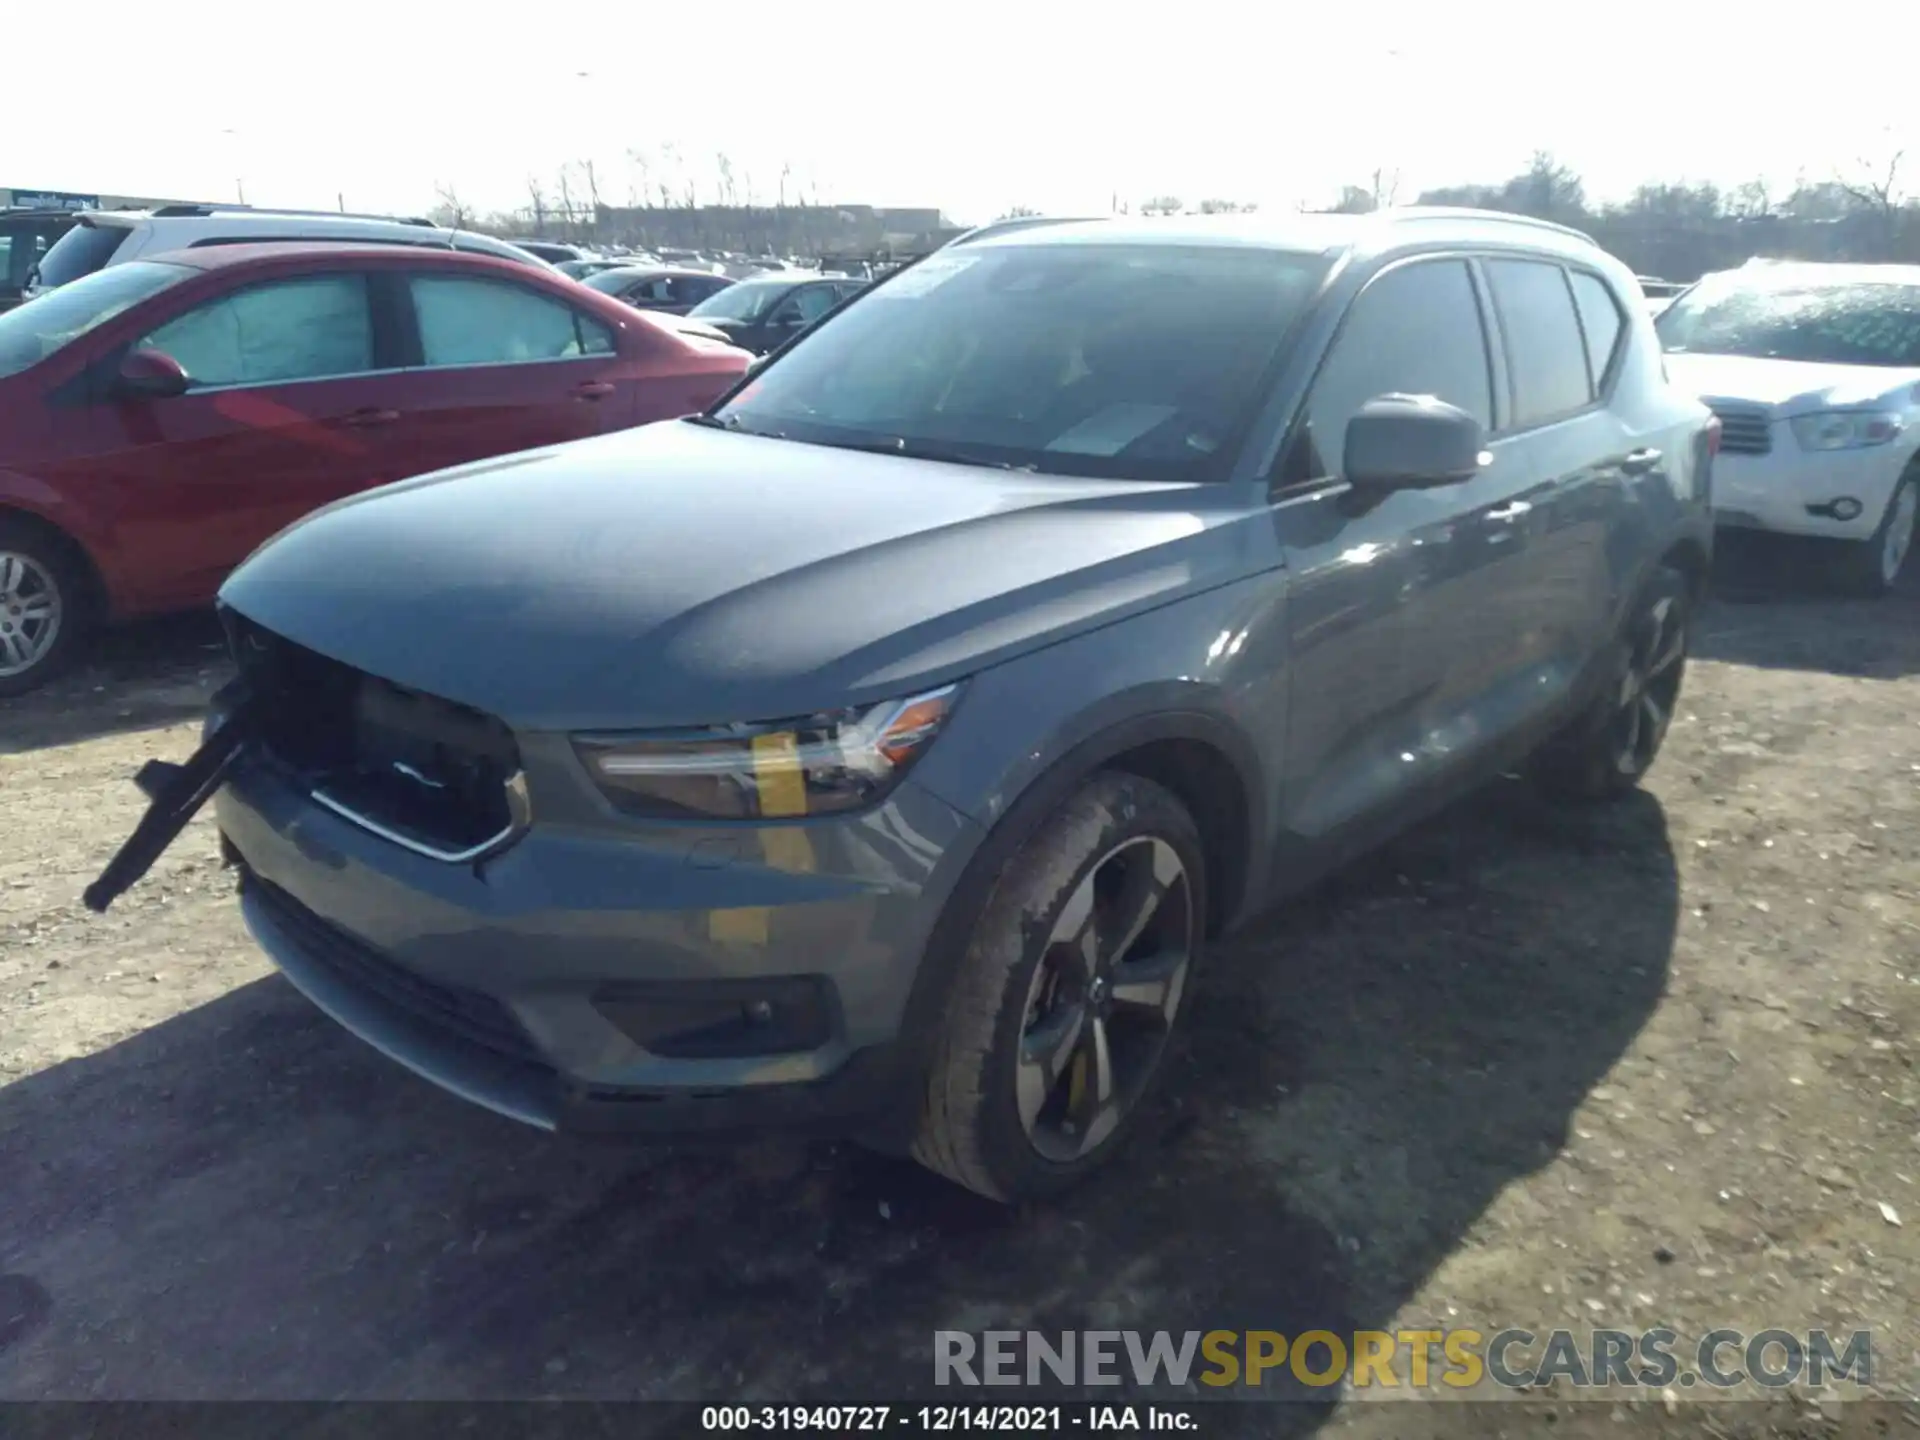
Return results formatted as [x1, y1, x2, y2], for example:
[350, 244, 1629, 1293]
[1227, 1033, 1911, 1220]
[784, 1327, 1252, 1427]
[0, 469, 124, 611]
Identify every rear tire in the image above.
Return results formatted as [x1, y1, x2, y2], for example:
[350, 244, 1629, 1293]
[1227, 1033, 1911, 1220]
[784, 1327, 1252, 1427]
[1530, 564, 1691, 803]
[911, 772, 1206, 1203]
[1833, 473, 1917, 598]
[0, 519, 89, 699]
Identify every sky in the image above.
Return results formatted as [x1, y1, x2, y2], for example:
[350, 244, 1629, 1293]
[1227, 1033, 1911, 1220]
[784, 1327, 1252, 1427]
[14, 0, 1914, 227]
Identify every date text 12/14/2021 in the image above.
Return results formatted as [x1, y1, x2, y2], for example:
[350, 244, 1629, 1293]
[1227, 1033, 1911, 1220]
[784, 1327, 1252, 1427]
[700, 1405, 1200, 1432]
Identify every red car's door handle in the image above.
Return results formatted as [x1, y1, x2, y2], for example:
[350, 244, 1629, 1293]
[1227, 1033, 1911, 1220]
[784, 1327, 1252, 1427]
[340, 407, 400, 427]
[574, 381, 616, 400]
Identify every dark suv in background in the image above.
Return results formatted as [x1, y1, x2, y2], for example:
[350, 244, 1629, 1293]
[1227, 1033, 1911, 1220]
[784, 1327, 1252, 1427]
[93, 210, 1716, 1203]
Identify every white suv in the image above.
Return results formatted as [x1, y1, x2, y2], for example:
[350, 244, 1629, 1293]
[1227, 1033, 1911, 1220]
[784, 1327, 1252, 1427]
[1658, 260, 1920, 595]
[25, 205, 550, 299]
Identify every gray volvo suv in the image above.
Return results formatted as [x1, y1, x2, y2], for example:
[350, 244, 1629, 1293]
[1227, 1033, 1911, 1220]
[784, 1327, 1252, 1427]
[90, 210, 1716, 1202]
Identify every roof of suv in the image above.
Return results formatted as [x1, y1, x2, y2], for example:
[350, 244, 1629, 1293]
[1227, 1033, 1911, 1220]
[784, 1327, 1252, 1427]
[137, 241, 558, 274]
[65, 206, 546, 264]
[966, 208, 1606, 266]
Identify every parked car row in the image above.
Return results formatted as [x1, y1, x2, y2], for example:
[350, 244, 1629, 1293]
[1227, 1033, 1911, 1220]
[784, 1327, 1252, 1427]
[83, 208, 1724, 1206]
[0, 241, 751, 693]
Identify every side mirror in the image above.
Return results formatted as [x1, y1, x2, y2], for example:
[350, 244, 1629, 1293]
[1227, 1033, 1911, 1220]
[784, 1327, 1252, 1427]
[117, 347, 191, 400]
[1343, 394, 1488, 490]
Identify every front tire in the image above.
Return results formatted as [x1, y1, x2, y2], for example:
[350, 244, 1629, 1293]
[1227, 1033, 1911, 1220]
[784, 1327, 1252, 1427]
[1531, 564, 1691, 802]
[912, 772, 1205, 1203]
[0, 520, 88, 699]
[1834, 472, 1917, 598]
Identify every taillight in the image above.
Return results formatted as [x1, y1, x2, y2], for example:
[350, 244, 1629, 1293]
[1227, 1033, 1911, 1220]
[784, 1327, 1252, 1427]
[1705, 415, 1723, 457]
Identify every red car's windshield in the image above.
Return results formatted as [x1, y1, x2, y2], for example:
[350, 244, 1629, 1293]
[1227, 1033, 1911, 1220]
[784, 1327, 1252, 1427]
[0, 261, 193, 379]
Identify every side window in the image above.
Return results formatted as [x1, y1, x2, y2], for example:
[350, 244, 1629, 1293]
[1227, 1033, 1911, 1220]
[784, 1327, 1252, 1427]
[1484, 259, 1592, 425]
[410, 275, 614, 366]
[1567, 270, 1625, 391]
[629, 278, 673, 305]
[794, 285, 839, 322]
[1291, 258, 1492, 481]
[141, 274, 374, 388]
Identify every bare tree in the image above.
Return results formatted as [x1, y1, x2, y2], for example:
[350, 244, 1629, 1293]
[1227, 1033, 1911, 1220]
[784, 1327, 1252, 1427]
[1368, 168, 1401, 209]
[1728, 178, 1772, 218]
[431, 182, 473, 229]
[716, 152, 737, 208]
[555, 167, 581, 240]
[1834, 139, 1907, 256]
[1838, 148, 1905, 220]
[778, 162, 793, 209]
[580, 159, 604, 237]
[525, 176, 549, 236]
[625, 148, 651, 209]
[1195, 198, 1257, 214]
[1139, 195, 1184, 216]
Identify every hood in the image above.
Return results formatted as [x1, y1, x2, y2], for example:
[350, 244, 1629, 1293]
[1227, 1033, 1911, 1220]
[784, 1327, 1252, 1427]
[220, 422, 1260, 732]
[1664, 352, 1920, 415]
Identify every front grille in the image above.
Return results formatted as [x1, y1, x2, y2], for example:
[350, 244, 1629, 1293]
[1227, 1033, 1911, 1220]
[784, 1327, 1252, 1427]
[1709, 403, 1773, 455]
[223, 610, 524, 860]
[248, 874, 547, 1068]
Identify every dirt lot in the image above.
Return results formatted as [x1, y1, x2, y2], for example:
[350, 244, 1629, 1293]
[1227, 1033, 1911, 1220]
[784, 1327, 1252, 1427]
[2, 540, 1917, 1438]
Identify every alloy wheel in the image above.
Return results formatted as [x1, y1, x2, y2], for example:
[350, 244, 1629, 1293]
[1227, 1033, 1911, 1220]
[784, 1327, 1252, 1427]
[0, 551, 62, 679]
[1881, 479, 1917, 587]
[1608, 592, 1687, 778]
[1015, 834, 1194, 1163]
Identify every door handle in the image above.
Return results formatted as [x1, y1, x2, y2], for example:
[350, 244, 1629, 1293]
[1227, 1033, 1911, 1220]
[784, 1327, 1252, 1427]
[1486, 501, 1532, 523]
[574, 381, 616, 400]
[340, 407, 400, 427]
[1620, 447, 1663, 474]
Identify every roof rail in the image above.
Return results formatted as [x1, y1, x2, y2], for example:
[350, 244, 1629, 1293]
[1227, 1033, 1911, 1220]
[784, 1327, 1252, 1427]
[1381, 206, 1598, 246]
[146, 202, 441, 227]
[945, 214, 1105, 247]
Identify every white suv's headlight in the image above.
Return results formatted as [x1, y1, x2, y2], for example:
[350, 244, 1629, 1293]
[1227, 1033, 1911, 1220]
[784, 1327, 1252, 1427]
[574, 685, 960, 820]
[1790, 410, 1903, 451]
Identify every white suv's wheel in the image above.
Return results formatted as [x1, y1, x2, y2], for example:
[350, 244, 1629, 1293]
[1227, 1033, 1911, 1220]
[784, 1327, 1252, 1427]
[1837, 472, 1918, 597]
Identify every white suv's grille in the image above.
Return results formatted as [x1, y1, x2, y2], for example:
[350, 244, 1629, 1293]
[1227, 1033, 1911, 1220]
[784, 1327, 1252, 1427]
[1709, 404, 1772, 455]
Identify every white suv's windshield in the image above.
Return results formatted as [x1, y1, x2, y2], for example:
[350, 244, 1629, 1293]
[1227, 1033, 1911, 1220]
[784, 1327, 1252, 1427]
[710, 242, 1330, 481]
[0, 260, 192, 379]
[1657, 274, 1920, 367]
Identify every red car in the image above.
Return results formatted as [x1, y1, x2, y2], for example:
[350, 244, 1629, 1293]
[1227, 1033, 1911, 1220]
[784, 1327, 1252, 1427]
[0, 242, 751, 694]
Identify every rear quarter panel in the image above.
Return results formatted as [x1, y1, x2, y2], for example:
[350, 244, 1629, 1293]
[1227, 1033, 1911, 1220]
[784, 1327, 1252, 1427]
[1597, 262, 1716, 612]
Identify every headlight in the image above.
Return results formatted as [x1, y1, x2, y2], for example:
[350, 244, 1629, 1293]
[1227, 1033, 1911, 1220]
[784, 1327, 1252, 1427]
[1790, 410, 1903, 451]
[574, 684, 959, 820]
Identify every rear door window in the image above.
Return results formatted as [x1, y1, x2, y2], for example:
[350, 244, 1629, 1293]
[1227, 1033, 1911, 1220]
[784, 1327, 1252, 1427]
[408, 273, 615, 365]
[1567, 270, 1625, 390]
[1485, 258, 1593, 426]
[141, 273, 376, 387]
[34, 222, 132, 288]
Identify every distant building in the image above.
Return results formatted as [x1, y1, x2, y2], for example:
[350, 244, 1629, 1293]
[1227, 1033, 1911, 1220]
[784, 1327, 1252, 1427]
[592, 202, 957, 257]
[2, 186, 206, 212]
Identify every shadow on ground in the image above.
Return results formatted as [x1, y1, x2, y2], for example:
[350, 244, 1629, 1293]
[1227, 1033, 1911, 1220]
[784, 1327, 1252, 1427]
[0, 782, 1677, 1436]
[0, 612, 228, 754]
[1693, 533, 1920, 680]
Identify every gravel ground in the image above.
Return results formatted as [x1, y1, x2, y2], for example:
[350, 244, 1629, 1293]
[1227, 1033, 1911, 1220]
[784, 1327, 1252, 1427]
[1, 539, 1916, 1438]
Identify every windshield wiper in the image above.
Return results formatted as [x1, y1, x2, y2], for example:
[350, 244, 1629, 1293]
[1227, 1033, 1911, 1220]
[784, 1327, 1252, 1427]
[682, 412, 739, 430]
[812, 434, 1032, 470]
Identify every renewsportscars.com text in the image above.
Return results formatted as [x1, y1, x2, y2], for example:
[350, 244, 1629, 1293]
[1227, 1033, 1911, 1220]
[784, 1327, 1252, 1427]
[934, 1328, 1873, 1392]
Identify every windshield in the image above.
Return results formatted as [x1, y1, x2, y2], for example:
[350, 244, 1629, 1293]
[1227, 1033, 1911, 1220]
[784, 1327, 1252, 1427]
[711, 243, 1330, 481]
[0, 260, 192, 379]
[32, 221, 133, 290]
[583, 269, 648, 294]
[1657, 275, 1920, 366]
[689, 280, 788, 322]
